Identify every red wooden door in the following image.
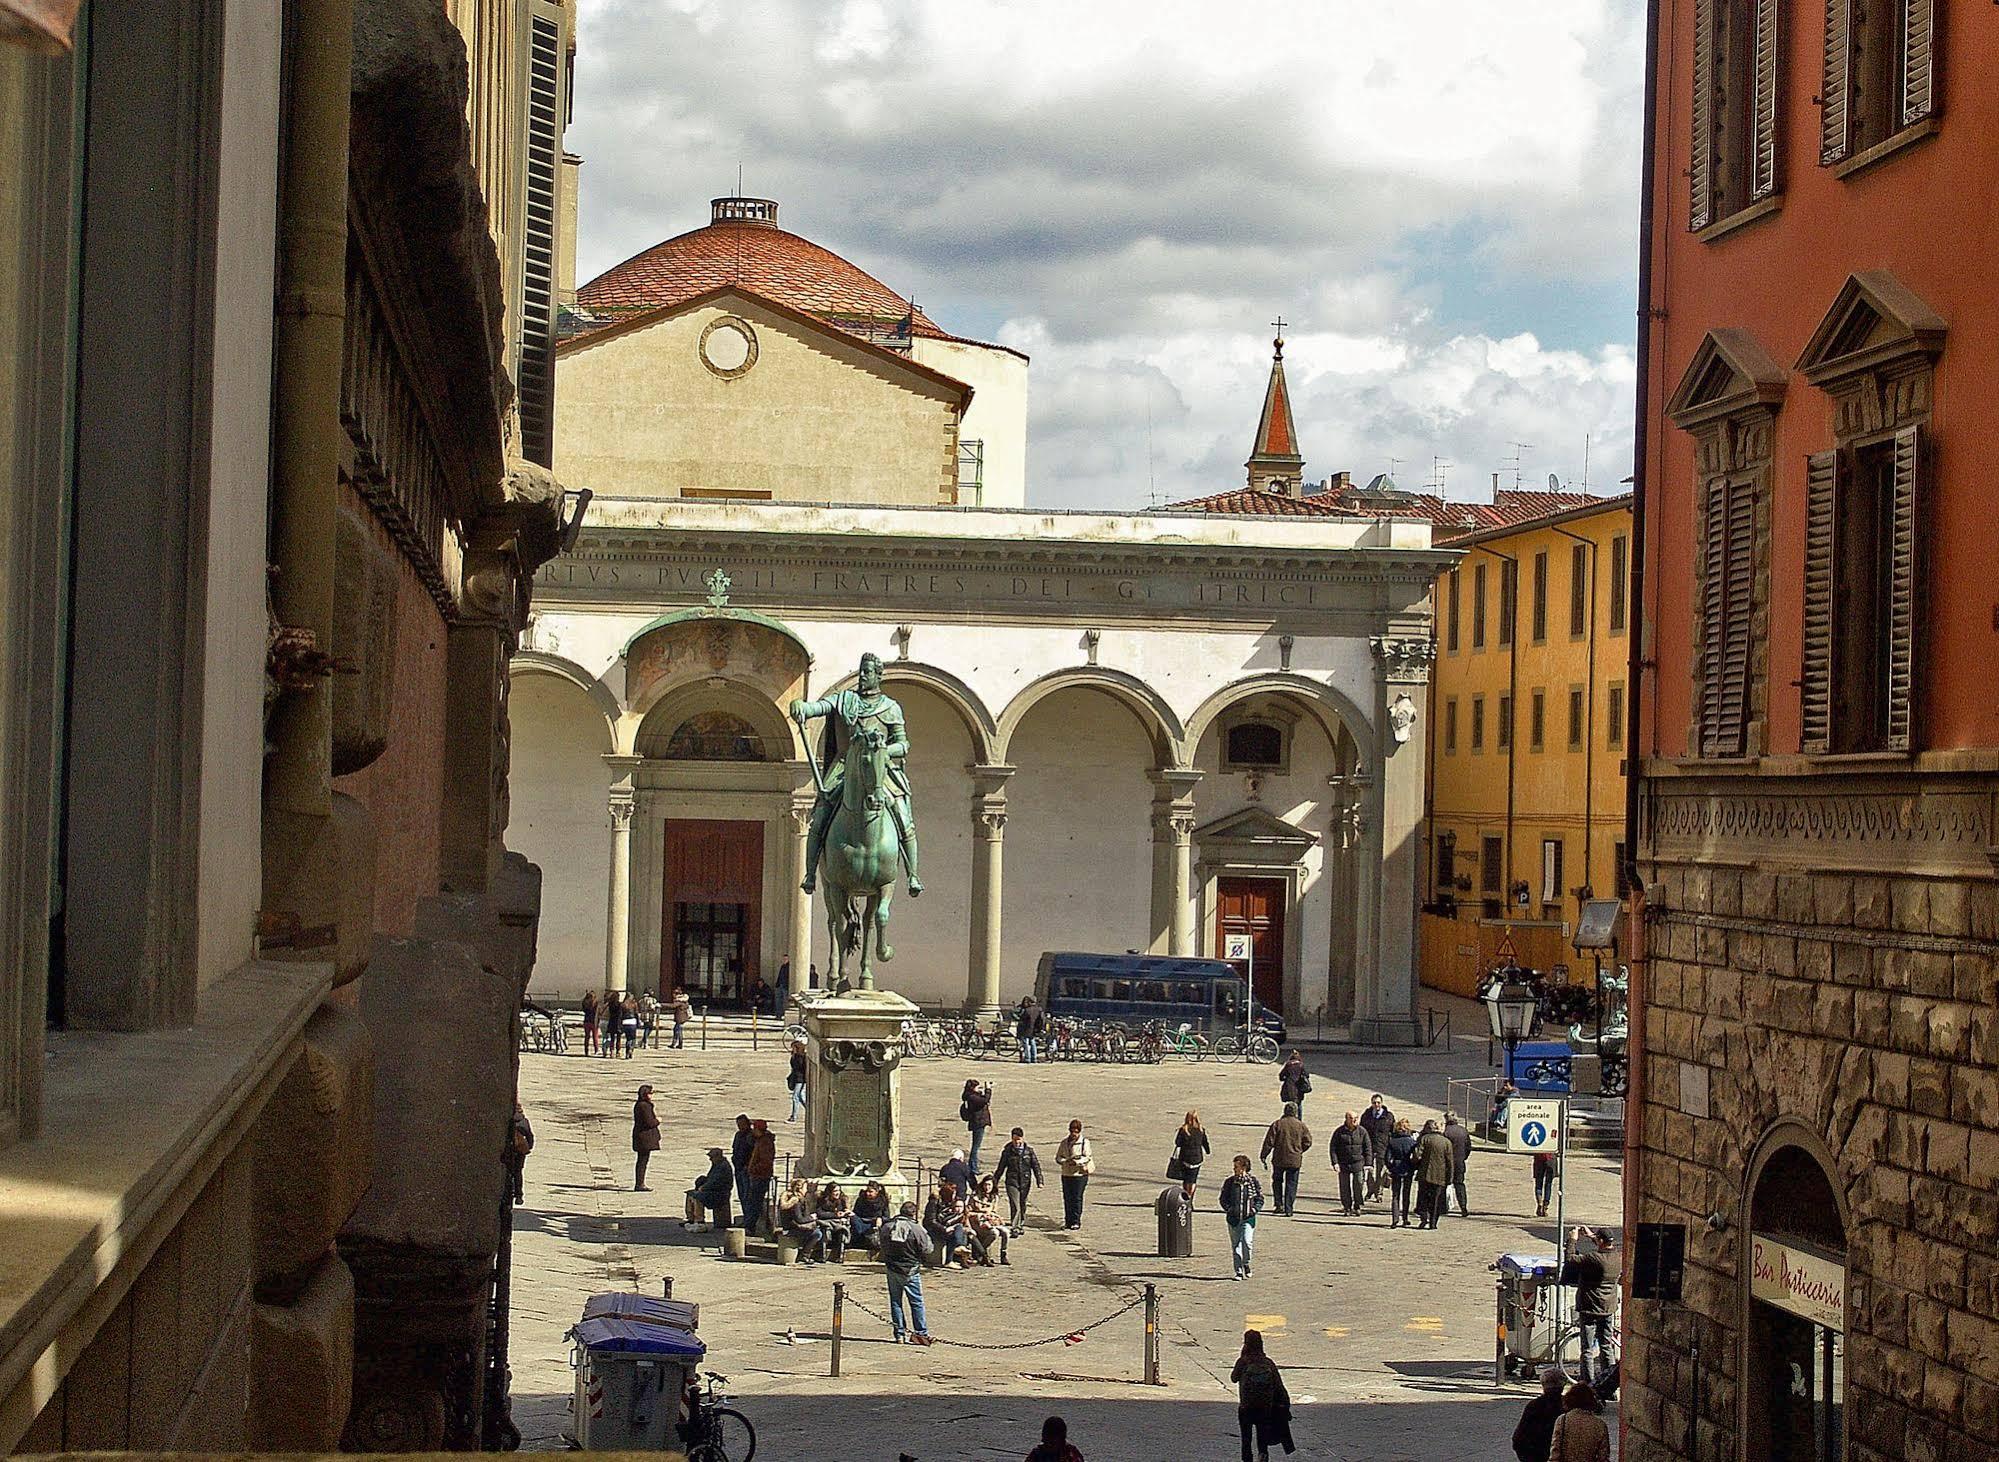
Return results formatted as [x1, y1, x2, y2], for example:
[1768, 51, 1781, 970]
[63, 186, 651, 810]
[661, 818, 763, 1003]
[1217, 876, 1286, 1015]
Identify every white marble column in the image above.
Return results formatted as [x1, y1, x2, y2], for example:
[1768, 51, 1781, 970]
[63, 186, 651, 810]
[967, 765, 1014, 1015]
[1350, 635, 1434, 1045]
[789, 785, 817, 987]
[1149, 768, 1203, 956]
[605, 796, 633, 994]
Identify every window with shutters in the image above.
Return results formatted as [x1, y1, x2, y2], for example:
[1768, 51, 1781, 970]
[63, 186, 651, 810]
[1666, 328, 1788, 760]
[1447, 569, 1461, 653]
[1795, 272, 1941, 755]
[1445, 698, 1459, 754]
[1609, 534, 1629, 634]
[1690, 0, 1783, 233]
[1608, 683, 1626, 748]
[1481, 836, 1504, 895]
[1820, 0, 1940, 174]
[1530, 552, 1548, 642]
[1531, 689, 1547, 751]
[1568, 688, 1585, 749]
[1472, 563, 1488, 649]
[1569, 543, 1589, 637]
[1497, 694, 1513, 751]
[1498, 559, 1517, 647]
[517, 8, 568, 466]
[1471, 696, 1486, 752]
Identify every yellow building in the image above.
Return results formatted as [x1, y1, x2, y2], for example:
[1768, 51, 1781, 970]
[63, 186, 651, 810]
[1422, 495, 1632, 990]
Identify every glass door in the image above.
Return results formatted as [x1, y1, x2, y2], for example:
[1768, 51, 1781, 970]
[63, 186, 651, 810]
[674, 902, 747, 1004]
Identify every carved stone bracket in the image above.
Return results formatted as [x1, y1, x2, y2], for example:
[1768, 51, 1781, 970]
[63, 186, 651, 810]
[970, 763, 1015, 842]
[1370, 635, 1436, 684]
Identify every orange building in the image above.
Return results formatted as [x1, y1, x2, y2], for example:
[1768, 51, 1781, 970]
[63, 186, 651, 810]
[1625, 4, 1996, 1461]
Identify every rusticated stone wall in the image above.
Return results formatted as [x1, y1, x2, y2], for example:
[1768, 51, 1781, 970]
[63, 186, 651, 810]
[1625, 771, 1999, 1462]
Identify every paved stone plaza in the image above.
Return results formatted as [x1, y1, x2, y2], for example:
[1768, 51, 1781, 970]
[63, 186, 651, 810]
[509, 1018, 1622, 1460]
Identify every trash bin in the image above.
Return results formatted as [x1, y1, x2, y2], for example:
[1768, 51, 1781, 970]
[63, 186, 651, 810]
[1155, 1186, 1194, 1257]
[1493, 1251, 1559, 1379]
[583, 1292, 702, 1331]
[568, 1315, 705, 1450]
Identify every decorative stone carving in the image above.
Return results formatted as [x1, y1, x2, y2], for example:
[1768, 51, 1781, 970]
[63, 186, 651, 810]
[1369, 635, 1436, 684]
[1388, 692, 1417, 744]
[253, 1002, 376, 1294]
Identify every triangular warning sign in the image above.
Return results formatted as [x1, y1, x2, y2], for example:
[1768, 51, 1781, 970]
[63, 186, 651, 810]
[1494, 930, 1518, 965]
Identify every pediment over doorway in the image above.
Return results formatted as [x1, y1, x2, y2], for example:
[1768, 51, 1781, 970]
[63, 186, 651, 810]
[1194, 806, 1318, 867]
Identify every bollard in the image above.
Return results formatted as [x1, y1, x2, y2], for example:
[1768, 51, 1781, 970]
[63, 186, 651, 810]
[1495, 1281, 1506, 1383]
[661, 1276, 674, 1299]
[752, 1008, 760, 1052]
[701, 1005, 708, 1051]
[1143, 1283, 1160, 1385]
[831, 1282, 844, 1377]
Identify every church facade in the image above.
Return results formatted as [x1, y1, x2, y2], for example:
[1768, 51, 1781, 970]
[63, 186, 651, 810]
[509, 200, 1452, 1039]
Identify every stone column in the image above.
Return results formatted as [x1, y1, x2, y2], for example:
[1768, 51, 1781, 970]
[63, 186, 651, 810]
[967, 765, 1014, 1015]
[789, 784, 818, 986]
[605, 798, 633, 995]
[1149, 769, 1203, 956]
[1350, 635, 1435, 1045]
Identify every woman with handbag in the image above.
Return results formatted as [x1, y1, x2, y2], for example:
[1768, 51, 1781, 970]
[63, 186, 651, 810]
[1231, 1329, 1296, 1460]
[1547, 1381, 1611, 1462]
[1169, 1111, 1212, 1189]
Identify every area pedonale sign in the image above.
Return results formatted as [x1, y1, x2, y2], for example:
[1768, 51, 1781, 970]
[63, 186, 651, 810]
[1749, 1234, 1846, 1331]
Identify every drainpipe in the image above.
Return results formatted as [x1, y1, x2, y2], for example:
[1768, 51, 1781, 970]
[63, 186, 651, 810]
[1621, 1, 1663, 1453]
[265, 0, 353, 819]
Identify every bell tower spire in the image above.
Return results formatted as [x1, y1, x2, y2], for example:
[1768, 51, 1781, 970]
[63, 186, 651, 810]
[1246, 318, 1304, 495]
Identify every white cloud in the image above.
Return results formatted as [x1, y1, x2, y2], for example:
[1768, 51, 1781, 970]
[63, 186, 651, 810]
[567, 0, 1642, 508]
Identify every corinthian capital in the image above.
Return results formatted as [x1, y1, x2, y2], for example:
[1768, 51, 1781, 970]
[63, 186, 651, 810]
[1369, 635, 1436, 685]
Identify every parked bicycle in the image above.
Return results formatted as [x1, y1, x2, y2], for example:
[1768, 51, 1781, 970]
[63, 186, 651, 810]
[677, 1371, 756, 1462]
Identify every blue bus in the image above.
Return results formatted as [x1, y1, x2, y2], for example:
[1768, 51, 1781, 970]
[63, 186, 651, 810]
[1033, 951, 1287, 1042]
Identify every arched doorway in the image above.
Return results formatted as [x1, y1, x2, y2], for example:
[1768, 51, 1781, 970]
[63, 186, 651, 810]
[1742, 1130, 1847, 1462]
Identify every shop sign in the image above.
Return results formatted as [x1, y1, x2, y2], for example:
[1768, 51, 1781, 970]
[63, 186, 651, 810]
[1749, 1234, 1845, 1331]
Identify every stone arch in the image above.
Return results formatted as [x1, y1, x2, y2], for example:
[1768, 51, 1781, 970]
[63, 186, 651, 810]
[995, 666, 1185, 767]
[1742, 1117, 1851, 1256]
[510, 651, 619, 746]
[1184, 672, 1374, 769]
[826, 660, 998, 764]
[631, 677, 803, 761]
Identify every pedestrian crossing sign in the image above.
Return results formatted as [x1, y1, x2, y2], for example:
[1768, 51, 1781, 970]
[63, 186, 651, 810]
[1508, 1097, 1563, 1153]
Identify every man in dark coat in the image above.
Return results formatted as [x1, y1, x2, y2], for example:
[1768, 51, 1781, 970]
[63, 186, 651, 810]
[1444, 1111, 1473, 1217]
[744, 1119, 776, 1233]
[504, 1100, 534, 1205]
[1560, 1226, 1621, 1387]
[631, 1085, 661, 1191]
[1329, 1111, 1373, 1216]
[685, 1147, 733, 1230]
[1358, 1094, 1396, 1202]
[1277, 1052, 1311, 1114]
[992, 1127, 1044, 1235]
[1413, 1119, 1455, 1229]
[729, 1113, 755, 1222]
[1258, 1103, 1312, 1216]
[1511, 1367, 1567, 1462]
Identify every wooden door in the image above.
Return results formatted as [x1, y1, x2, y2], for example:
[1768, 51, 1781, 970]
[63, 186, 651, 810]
[1217, 876, 1286, 1015]
[661, 818, 763, 1003]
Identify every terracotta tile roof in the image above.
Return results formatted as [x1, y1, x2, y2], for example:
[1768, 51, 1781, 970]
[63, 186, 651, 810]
[1165, 487, 1353, 517]
[1167, 482, 1619, 541]
[574, 207, 948, 345]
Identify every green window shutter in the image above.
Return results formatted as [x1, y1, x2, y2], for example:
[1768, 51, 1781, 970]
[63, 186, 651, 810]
[1751, 0, 1781, 199]
[1884, 425, 1925, 751]
[1800, 451, 1842, 753]
[1690, 0, 1717, 227]
[1902, 0, 1938, 126]
[1820, 0, 1854, 165]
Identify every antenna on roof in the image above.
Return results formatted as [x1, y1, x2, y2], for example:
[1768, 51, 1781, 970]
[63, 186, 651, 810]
[1428, 457, 1452, 494]
[1146, 391, 1162, 510]
[1582, 432, 1592, 493]
[737, 161, 744, 196]
[1504, 441, 1535, 490]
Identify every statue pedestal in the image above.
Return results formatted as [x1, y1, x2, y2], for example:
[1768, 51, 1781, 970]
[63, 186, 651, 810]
[797, 987, 920, 1205]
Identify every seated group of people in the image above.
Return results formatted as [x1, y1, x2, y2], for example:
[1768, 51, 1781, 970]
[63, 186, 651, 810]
[920, 1173, 1011, 1268]
[776, 1177, 895, 1264]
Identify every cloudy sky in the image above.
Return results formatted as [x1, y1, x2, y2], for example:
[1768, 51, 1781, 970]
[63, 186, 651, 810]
[568, 0, 1643, 511]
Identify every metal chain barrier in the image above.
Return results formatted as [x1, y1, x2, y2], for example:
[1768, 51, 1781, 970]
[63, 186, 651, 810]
[839, 1288, 1148, 1351]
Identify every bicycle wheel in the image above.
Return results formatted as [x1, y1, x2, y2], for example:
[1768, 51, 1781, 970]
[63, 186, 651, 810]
[1106, 1031, 1128, 1062]
[690, 1407, 757, 1462]
[1246, 1034, 1279, 1064]
[1211, 1036, 1239, 1060]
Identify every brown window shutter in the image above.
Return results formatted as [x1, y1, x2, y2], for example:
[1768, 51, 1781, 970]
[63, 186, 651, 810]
[1820, 0, 1854, 165]
[1751, 0, 1781, 199]
[1902, 0, 1938, 126]
[1718, 481, 1756, 752]
[1800, 450, 1843, 753]
[1698, 476, 1735, 754]
[1690, 0, 1717, 228]
[1884, 425, 1926, 750]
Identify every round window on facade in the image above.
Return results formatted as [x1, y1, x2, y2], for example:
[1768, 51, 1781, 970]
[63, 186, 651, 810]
[698, 316, 758, 378]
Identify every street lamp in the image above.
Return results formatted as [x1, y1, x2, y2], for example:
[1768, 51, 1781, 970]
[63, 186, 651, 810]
[1484, 964, 1539, 1080]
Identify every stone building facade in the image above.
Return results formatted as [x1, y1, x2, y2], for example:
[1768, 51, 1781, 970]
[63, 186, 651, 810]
[0, 0, 565, 1452]
[1624, 2, 1997, 1459]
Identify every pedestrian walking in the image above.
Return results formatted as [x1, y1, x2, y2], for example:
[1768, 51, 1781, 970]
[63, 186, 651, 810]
[639, 989, 660, 1049]
[1024, 1414, 1085, 1462]
[961, 1078, 994, 1174]
[1533, 1151, 1560, 1217]
[729, 1113, 754, 1221]
[683, 1147, 732, 1230]
[744, 1118, 776, 1233]
[1231, 1330, 1296, 1461]
[1168, 1110, 1211, 1188]
[1258, 1103, 1312, 1216]
[1413, 1118, 1454, 1228]
[1330, 1111, 1373, 1216]
[1445, 1111, 1473, 1216]
[1056, 1119, 1093, 1229]
[581, 990, 600, 1056]
[631, 1084, 660, 1191]
[776, 957, 791, 1014]
[1015, 996, 1039, 1063]
[993, 1126, 1043, 1234]
[1384, 1118, 1419, 1228]
[1560, 1227, 1621, 1387]
[1512, 1367, 1567, 1462]
[1358, 1093, 1396, 1201]
[671, 990, 690, 1049]
[1546, 1382, 1611, 1462]
[1277, 1050, 1311, 1114]
[1219, 1155, 1264, 1280]
[878, 1202, 935, 1344]
[786, 1038, 807, 1121]
[504, 1099, 534, 1205]
[619, 993, 640, 1057]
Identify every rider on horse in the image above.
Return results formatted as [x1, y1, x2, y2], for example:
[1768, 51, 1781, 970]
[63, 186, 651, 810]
[793, 652, 922, 898]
